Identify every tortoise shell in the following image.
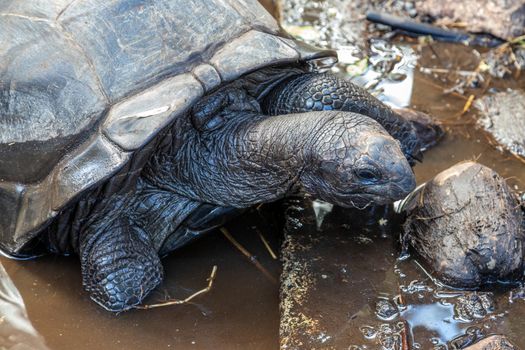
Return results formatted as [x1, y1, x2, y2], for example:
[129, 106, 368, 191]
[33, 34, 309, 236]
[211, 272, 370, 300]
[0, 0, 335, 253]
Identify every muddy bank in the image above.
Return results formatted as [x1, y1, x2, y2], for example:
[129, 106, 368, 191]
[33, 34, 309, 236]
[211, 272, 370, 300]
[416, 0, 525, 40]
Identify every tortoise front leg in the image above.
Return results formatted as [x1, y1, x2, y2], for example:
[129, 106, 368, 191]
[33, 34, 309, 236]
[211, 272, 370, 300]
[79, 212, 163, 312]
[261, 72, 423, 163]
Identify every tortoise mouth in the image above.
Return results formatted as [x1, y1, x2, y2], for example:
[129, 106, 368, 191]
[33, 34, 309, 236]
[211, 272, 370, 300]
[322, 192, 404, 209]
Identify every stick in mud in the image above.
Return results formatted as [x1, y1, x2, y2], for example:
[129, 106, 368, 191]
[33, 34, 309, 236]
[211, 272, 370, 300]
[135, 265, 218, 310]
[256, 228, 278, 260]
[220, 227, 278, 284]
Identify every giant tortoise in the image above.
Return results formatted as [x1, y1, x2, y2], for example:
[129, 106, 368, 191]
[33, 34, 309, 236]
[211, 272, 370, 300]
[0, 0, 418, 311]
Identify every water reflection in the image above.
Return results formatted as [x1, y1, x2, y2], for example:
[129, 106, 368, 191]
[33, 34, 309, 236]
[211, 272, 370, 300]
[403, 303, 461, 343]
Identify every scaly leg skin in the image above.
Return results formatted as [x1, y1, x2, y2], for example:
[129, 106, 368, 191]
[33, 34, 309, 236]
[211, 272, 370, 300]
[262, 72, 423, 163]
[79, 210, 163, 312]
[74, 180, 218, 312]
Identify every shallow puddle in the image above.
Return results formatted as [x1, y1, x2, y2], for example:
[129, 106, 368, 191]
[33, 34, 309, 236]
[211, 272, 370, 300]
[0, 209, 281, 350]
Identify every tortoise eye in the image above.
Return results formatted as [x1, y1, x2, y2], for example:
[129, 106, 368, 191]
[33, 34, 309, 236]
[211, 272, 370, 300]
[355, 168, 380, 181]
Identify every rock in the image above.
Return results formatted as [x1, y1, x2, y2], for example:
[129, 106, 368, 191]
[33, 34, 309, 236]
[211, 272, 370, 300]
[482, 47, 525, 78]
[463, 335, 518, 350]
[375, 299, 399, 320]
[449, 327, 485, 349]
[475, 89, 525, 160]
[416, 0, 525, 40]
[454, 293, 494, 322]
[401, 161, 525, 288]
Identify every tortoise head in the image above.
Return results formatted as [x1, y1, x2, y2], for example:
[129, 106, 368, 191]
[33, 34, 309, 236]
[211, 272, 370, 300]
[299, 112, 416, 208]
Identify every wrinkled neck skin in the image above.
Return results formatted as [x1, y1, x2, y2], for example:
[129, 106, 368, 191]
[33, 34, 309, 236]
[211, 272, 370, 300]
[142, 111, 329, 208]
[140, 65, 329, 208]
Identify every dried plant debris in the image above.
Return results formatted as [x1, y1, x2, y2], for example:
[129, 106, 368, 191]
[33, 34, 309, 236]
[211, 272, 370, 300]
[482, 45, 525, 78]
[277, 0, 417, 54]
[474, 89, 525, 159]
[416, 0, 525, 41]
[463, 335, 518, 350]
[401, 161, 525, 288]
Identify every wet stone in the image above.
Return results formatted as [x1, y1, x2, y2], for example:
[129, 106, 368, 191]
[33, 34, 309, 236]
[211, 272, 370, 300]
[454, 293, 494, 322]
[375, 299, 400, 320]
[448, 326, 484, 349]
[474, 89, 525, 160]
[359, 325, 378, 339]
[483, 47, 525, 78]
[377, 323, 405, 350]
[400, 161, 525, 288]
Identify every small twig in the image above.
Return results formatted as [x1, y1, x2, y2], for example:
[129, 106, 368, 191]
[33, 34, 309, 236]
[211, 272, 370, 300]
[413, 260, 439, 284]
[135, 266, 217, 309]
[400, 320, 411, 350]
[397, 288, 405, 306]
[220, 227, 278, 284]
[427, 42, 441, 60]
[419, 79, 468, 100]
[420, 67, 479, 77]
[510, 34, 525, 45]
[511, 152, 525, 165]
[256, 229, 278, 260]
[460, 94, 476, 116]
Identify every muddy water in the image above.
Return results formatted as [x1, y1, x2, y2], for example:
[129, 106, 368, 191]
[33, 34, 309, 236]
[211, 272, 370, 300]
[410, 42, 525, 191]
[2, 13, 525, 350]
[338, 42, 525, 349]
[0, 209, 281, 350]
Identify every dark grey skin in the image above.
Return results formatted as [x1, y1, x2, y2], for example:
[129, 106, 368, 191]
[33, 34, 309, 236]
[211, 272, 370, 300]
[38, 70, 417, 312]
